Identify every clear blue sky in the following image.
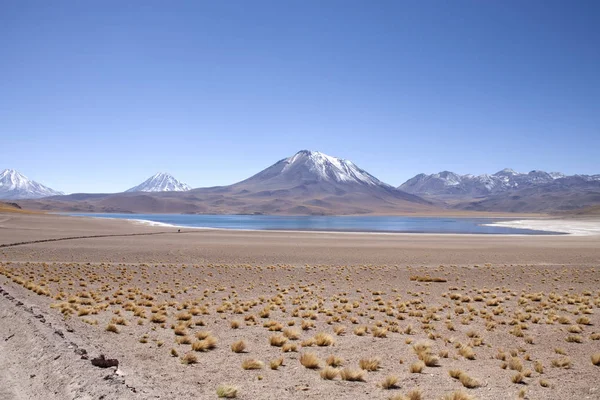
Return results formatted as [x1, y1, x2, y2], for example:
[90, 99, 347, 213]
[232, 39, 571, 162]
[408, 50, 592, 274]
[1, 1, 599, 193]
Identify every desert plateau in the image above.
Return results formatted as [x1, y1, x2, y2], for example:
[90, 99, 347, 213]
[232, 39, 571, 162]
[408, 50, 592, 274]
[1, 211, 599, 400]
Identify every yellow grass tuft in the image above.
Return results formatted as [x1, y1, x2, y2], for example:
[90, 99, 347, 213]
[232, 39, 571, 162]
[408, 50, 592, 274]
[105, 323, 119, 333]
[458, 372, 480, 388]
[299, 352, 320, 369]
[216, 385, 237, 398]
[380, 375, 399, 389]
[512, 372, 524, 384]
[269, 334, 288, 347]
[314, 332, 335, 346]
[458, 345, 476, 360]
[231, 340, 247, 353]
[592, 353, 600, 366]
[283, 328, 301, 340]
[409, 361, 425, 373]
[539, 379, 551, 387]
[326, 355, 344, 367]
[241, 359, 264, 370]
[192, 335, 218, 352]
[320, 366, 339, 380]
[442, 390, 475, 400]
[180, 353, 198, 365]
[340, 367, 365, 381]
[551, 357, 572, 369]
[270, 357, 284, 370]
[359, 357, 380, 371]
[282, 343, 298, 352]
[508, 357, 523, 372]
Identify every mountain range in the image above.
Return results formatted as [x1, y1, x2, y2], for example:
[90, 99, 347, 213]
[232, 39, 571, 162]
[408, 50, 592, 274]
[399, 169, 600, 198]
[4, 151, 600, 214]
[14, 150, 432, 215]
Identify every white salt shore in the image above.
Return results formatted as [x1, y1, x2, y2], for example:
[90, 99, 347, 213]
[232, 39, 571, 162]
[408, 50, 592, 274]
[484, 219, 600, 236]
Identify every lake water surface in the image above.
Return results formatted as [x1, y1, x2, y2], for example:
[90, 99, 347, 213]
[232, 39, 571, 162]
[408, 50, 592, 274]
[66, 213, 560, 235]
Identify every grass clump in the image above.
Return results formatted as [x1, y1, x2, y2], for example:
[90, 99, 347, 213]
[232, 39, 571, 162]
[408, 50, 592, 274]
[231, 340, 247, 353]
[241, 359, 264, 370]
[441, 390, 474, 400]
[320, 366, 339, 380]
[551, 357, 572, 369]
[216, 385, 237, 398]
[326, 355, 344, 367]
[380, 375, 399, 389]
[270, 357, 284, 370]
[409, 361, 425, 373]
[314, 332, 335, 346]
[359, 357, 380, 371]
[299, 352, 320, 369]
[180, 353, 198, 365]
[340, 367, 365, 381]
[269, 334, 288, 347]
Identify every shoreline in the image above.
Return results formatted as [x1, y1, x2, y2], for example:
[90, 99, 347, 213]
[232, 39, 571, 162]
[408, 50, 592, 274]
[91, 214, 571, 236]
[482, 218, 600, 236]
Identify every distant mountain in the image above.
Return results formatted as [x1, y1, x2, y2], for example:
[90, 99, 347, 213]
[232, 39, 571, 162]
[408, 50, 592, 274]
[399, 169, 600, 213]
[0, 169, 63, 199]
[399, 169, 600, 198]
[235, 150, 394, 189]
[126, 173, 191, 193]
[18, 150, 433, 215]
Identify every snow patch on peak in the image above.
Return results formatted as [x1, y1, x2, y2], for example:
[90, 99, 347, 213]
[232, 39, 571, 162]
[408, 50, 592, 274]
[126, 173, 191, 193]
[494, 168, 521, 176]
[0, 169, 63, 199]
[283, 150, 387, 187]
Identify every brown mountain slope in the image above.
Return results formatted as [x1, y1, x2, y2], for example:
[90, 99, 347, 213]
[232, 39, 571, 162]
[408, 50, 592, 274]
[19, 151, 435, 215]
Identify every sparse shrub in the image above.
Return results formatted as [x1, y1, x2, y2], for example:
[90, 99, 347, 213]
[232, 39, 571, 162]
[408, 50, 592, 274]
[340, 367, 365, 381]
[216, 385, 237, 398]
[269, 334, 288, 347]
[270, 357, 284, 370]
[283, 328, 301, 340]
[540, 379, 551, 387]
[282, 343, 298, 352]
[359, 357, 380, 371]
[314, 332, 335, 346]
[299, 352, 320, 369]
[442, 390, 474, 400]
[231, 340, 246, 353]
[551, 357, 572, 369]
[241, 359, 264, 370]
[409, 361, 425, 373]
[459, 372, 480, 388]
[380, 375, 399, 389]
[326, 355, 344, 367]
[458, 346, 475, 360]
[181, 353, 198, 365]
[320, 366, 338, 380]
[512, 372, 524, 384]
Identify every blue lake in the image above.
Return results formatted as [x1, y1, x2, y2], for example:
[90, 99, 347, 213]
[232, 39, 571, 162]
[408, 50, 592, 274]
[66, 213, 560, 235]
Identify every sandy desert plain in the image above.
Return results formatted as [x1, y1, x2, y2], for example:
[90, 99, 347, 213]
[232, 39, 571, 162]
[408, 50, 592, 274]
[1, 211, 599, 400]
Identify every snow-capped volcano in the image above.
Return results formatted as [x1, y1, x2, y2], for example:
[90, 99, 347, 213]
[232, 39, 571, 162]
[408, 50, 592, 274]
[126, 173, 191, 193]
[0, 169, 63, 199]
[239, 150, 392, 188]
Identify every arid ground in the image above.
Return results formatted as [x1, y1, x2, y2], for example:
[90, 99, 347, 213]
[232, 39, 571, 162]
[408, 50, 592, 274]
[1, 213, 599, 400]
